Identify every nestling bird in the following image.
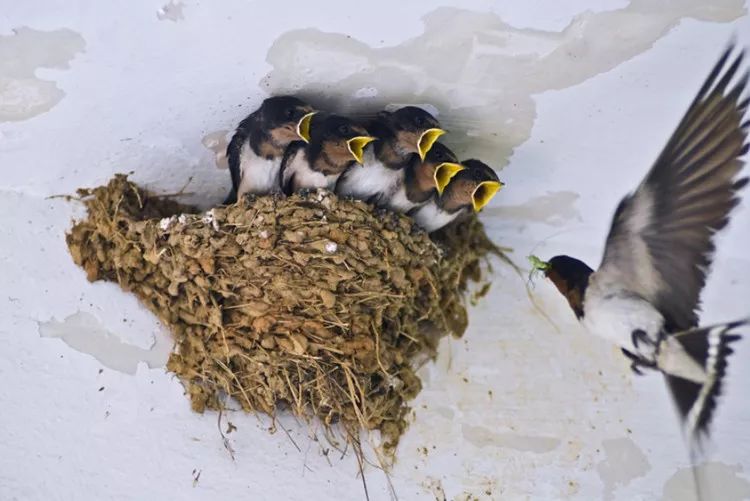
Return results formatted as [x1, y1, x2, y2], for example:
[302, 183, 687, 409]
[532, 45, 749, 444]
[224, 96, 315, 203]
[382, 142, 463, 213]
[410, 159, 503, 232]
[279, 113, 375, 194]
[335, 106, 445, 204]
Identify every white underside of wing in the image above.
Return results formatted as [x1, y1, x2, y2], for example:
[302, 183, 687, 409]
[599, 187, 664, 301]
[237, 142, 281, 196]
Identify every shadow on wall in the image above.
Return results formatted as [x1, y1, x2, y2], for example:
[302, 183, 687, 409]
[257, 0, 745, 171]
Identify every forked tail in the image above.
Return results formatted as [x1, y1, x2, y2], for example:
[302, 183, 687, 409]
[659, 318, 746, 441]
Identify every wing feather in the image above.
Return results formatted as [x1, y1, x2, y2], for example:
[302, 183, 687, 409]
[599, 45, 749, 331]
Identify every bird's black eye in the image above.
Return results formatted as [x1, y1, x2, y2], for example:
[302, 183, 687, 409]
[338, 124, 351, 135]
[285, 108, 295, 119]
[414, 115, 425, 127]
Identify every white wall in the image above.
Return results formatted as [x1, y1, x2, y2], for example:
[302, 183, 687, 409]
[1, 1, 749, 499]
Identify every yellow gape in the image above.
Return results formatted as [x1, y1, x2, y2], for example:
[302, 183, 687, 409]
[346, 136, 376, 164]
[471, 180, 503, 211]
[417, 128, 446, 160]
[296, 112, 317, 143]
[433, 162, 465, 195]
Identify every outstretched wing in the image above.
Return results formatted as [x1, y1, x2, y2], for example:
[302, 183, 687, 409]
[598, 45, 749, 331]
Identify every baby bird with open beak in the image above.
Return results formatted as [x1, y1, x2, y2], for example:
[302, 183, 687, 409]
[410, 159, 503, 233]
[225, 95, 315, 203]
[280, 113, 375, 194]
[384, 142, 462, 213]
[335, 106, 445, 204]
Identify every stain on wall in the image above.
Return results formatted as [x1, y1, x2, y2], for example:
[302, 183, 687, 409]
[201, 129, 230, 169]
[0, 27, 85, 122]
[663, 462, 750, 501]
[39, 311, 172, 374]
[596, 437, 650, 500]
[157, 1, 185, 22]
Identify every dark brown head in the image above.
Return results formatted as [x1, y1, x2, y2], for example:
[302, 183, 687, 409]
[542, 255, 594, 319]
[372, 107, 445, 164]
[437, 159, 503, 213]
[257, 96, 316, 150]
[307, 114, 376, 175]
[405, 142, 460, 203]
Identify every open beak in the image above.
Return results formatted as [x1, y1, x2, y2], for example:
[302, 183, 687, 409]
[433, 162, 465, 195]
[417, 128, 446, 160]
[296, 112, 316, 143]
[346, 136, 376, 164]
[471, 180, 504, 211]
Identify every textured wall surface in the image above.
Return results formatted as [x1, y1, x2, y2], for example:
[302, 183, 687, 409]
[1, 1, 749, 499]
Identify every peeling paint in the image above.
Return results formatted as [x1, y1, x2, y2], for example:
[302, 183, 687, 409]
[157, 1, 185, 22]
[0, 27, 85, 122]
[38, 311, 172, 374]
[260, 0, 745, 170]
[663, 462, 750, 501]
[201, 129, 230, 169]
[462, 424, 560, 453]
[596, 437, 650, 500]
[484, 190, 581, 225]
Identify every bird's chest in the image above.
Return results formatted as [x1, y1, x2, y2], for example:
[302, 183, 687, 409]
[285, 151, 337, 192]
[237, 143, 281, 195]
[337, 152, 402, 200]
[387, 186, 415, 212]
[412, 203, 461, 233]
[581, 288, 664, 355]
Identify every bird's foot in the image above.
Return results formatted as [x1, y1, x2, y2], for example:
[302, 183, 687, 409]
[631, 329, 655, 349]
[621, 348, 656, 376]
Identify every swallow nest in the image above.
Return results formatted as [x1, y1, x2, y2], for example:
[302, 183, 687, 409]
[66, 174, 500, 462]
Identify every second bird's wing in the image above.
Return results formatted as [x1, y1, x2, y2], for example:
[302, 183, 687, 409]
[597, 44, 749, 332]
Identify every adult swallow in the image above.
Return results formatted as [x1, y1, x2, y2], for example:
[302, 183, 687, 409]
[279, 113, 375, 194]
[531, 45, 749, 443]
[384, 142, 462, 213]
[335, 106, 445, 203]
[224, 96, 315, 203]
[410, 159, 503, 232]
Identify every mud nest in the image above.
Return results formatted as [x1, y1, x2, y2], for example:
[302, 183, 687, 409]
[66, 174, 503, 460]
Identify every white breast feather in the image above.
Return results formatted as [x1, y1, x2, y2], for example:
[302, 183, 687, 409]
[412, 202, 459, 233]
[582, 275, 664, 352]
[283, 149, 337, 192]
[237, 142, 281, 196]
[337, 150, 402, 200]
[387, 186, 415, 213]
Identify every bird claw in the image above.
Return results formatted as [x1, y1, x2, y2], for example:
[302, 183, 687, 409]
[621, 347, 654, 376]
[631, 329, 653, 349]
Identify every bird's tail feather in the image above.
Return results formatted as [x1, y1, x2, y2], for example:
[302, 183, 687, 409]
[659, 318, 746, 442]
